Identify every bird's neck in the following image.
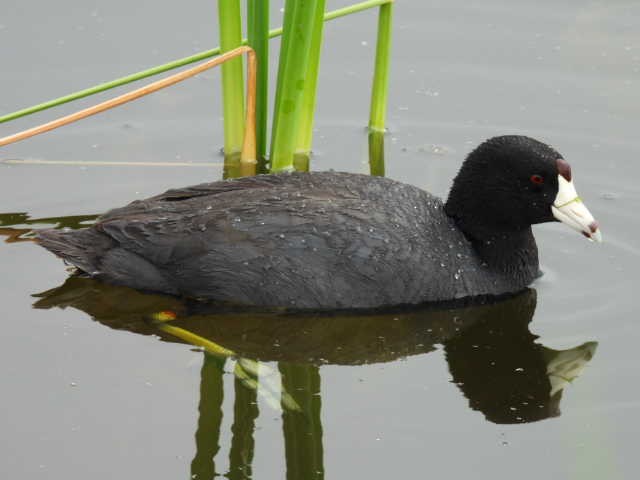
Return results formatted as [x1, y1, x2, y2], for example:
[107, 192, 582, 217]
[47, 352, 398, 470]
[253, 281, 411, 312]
[472, 228, 539, 278]
[444, 201, 540, 282]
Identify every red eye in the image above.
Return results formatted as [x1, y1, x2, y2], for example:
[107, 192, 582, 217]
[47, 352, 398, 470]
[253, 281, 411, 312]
[530, 174, 544, 185]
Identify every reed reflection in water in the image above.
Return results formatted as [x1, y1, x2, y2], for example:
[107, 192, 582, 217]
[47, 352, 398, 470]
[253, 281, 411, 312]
[27, 269, 596, 479]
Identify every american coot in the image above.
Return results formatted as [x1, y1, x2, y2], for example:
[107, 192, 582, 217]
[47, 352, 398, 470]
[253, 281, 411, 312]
[38, 135, 601, 309]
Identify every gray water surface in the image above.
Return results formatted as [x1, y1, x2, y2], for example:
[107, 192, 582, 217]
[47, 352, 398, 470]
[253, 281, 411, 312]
[1, 1, 639, 479]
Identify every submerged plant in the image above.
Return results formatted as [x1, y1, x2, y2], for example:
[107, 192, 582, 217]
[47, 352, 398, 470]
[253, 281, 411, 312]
[153, 311, 301, 412]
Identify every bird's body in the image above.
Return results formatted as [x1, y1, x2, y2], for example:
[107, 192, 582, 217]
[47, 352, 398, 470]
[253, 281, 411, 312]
[37, 136, 601, 310]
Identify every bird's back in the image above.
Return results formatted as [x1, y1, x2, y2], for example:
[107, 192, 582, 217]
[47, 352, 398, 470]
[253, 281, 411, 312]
[38, 172, 512, 309]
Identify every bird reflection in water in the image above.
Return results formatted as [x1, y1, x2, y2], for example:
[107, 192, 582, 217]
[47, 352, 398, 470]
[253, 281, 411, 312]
[31, 275, 597, 480]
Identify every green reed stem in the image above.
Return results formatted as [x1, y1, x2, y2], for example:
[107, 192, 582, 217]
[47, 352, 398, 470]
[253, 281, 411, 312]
[270, 0, 327, 172]
[218, 0, 245, 156]
[368, 2, 394, 132]
[0, 0, 391, 125]
[368, 130, 386, 176]
[0, 49, 222, 124]
[294, 0, 326, 161]
[247, 0, 270, 167]
[269, 0, 295, 172]
[325, 0, 390, 20]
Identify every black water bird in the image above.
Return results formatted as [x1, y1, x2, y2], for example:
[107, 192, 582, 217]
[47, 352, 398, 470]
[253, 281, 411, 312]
[37, 136, 601, 309]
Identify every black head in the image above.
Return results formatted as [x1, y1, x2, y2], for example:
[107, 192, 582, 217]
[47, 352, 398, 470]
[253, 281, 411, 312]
[445, 136, 565, 240]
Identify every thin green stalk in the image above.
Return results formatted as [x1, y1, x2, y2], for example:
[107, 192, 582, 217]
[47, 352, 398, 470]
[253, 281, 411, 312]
[247, 0, 269, 169]
[270, 0, 327, 172]
[269, 0, 296, 171]
[0, 0, 392, 125]
[324, 0, 390, 20]
[368, 130, 386, 176]
[295, 0, 326, 160]
[218, 0, 245, 157]
[0, 48, 222, 124]
[368, 2, 394, 132]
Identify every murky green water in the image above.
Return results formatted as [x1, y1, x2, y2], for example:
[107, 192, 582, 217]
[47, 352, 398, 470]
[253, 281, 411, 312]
[1, 1, 639, 479]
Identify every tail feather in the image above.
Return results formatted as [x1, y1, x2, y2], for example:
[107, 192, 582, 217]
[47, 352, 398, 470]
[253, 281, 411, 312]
[37, 228, 114, 274]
